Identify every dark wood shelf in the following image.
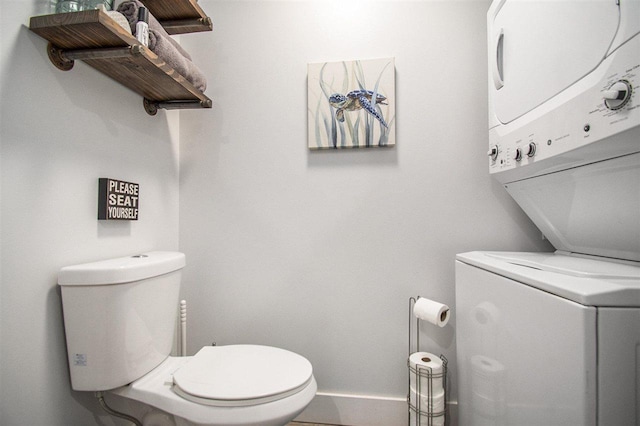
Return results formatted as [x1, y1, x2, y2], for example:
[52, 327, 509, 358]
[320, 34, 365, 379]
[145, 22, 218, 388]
[141, 0, 212, 34]
[29, 5, 212, 115]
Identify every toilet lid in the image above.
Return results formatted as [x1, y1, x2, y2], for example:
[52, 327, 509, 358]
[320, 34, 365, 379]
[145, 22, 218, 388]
[172, 344, 313, 407]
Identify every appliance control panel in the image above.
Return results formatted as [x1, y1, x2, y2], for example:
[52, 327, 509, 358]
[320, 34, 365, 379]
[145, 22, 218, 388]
[488, 35, 640, 183]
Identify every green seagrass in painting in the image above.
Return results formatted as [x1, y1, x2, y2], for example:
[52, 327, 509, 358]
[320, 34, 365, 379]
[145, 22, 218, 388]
[308, 58, 395, 149]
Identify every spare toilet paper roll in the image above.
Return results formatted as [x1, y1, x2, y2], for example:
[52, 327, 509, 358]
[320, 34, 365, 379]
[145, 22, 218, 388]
[413, 297, 450, 327]
[409, 352, 444, 392]
[409, 388, 445, 413]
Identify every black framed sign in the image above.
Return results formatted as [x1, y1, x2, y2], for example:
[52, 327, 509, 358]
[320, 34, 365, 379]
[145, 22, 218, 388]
[98, 178, 139, 220]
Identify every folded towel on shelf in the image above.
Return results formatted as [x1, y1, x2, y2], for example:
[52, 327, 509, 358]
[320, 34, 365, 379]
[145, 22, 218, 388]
[117, 0, 192, 61]
[149, 29, 207, 92]
[116, 0, 207, 92]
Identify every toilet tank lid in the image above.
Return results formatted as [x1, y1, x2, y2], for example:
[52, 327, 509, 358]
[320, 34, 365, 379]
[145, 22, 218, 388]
[58, 251, 186, 286]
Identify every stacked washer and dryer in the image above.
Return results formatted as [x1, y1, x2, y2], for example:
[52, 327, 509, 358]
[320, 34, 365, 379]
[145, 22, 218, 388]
[455, 0, 640, 425]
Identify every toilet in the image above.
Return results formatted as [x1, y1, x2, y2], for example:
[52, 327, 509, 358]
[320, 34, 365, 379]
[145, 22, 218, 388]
[57, 251, 317, 426]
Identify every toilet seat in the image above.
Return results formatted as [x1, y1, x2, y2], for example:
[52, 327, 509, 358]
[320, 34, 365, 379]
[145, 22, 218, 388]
[172, 345, 313, 407]
[110, 345, 317, 426]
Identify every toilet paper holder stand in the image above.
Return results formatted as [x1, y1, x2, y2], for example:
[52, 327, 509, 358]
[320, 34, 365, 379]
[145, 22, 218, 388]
[408, 296, 448, 426]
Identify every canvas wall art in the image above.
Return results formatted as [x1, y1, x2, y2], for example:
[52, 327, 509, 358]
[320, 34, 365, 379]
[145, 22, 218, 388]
[308, 58, 395, 150]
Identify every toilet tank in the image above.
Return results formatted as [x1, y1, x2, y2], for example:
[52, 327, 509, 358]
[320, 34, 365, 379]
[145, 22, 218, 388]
[58, 251, 186, 391]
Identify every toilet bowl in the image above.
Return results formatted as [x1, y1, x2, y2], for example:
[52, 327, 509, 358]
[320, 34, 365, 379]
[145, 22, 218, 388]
[57, 252, 317, 426]
[111, 345, 317, 426]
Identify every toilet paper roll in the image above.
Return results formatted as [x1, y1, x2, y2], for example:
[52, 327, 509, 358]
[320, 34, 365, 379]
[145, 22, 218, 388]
[409, 388, 445, 413]
[409, 352, 444, 392]
[413, 297, 450, 327]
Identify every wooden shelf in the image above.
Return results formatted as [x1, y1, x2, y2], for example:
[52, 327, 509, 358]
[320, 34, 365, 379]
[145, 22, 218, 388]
[29, 7, 212, 115]
[141, 0, 212, 34]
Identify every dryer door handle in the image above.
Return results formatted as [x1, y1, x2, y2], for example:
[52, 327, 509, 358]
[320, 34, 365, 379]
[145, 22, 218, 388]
[492, 29, 504, 90]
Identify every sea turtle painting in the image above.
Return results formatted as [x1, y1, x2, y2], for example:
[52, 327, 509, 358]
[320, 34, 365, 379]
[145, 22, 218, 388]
[329, 90, 389, 128]
[308, 57, 395, 149]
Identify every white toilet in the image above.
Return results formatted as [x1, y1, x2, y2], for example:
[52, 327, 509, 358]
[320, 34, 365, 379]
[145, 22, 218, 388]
[57, 251, 317, 426]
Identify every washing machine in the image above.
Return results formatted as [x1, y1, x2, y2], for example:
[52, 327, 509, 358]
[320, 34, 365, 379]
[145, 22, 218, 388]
[456, 0, 640, 424]
[456, 251, 640, 425]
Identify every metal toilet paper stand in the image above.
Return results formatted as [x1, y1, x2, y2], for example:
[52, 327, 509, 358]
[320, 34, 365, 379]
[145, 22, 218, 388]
[408, 296, 448, 426]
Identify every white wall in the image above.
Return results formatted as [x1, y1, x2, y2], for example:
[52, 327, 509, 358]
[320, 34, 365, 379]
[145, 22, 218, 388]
[0, 1, 181, 424]
[0, 1, 553, 425]
[179, 1, 552, 425]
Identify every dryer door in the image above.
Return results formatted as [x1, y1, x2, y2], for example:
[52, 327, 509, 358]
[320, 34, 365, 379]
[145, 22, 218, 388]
[489, 0, 619, 124]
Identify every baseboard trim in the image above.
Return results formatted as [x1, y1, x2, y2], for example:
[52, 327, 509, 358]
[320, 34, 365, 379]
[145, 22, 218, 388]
[294, 392, 407, 426]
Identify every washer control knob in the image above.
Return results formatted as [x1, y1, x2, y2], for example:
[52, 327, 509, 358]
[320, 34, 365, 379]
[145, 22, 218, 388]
[488, 145, 499, 161]
[514, 148, 523, 162]
[526, 142, 536, 158]
[603, 80, 632, 110]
